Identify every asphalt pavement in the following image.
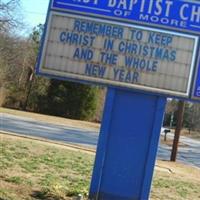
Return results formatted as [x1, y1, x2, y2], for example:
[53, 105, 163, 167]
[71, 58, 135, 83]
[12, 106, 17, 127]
[1, 113, 199, 168]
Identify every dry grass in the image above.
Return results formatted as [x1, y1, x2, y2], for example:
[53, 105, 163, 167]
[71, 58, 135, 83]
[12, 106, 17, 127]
[160, 135, 188, 147]
[181, 129, 200, 140]
[1, 134, 200, 200]
[0, 134, 94, 200]
[152, 159, 200, 200]
[0, 107, 100, 131]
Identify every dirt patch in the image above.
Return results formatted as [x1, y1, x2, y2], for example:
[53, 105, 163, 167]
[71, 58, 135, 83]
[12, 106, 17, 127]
[155, 160, 200, 182]
[160, 135, 188, 147]
[0, 107, 100, 131]
[181, 129, 200, 140]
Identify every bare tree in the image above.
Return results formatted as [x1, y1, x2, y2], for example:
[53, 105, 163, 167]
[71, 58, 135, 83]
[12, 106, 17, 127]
[0, 0, 22, 93]
[0, 0, 21, 33]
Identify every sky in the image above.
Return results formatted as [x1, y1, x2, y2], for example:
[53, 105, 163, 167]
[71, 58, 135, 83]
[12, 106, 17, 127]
[20, 0, 49, 33]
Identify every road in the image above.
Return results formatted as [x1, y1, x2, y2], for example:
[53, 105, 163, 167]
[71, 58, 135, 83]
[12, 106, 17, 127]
[1, 113, 200, 168]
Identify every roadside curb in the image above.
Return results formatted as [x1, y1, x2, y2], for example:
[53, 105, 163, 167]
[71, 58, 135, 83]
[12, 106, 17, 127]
[0, 130, 96, 154]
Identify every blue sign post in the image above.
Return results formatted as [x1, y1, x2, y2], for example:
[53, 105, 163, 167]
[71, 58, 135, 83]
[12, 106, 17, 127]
[89, 88, 166, 199]
[37, 0, 200, 199]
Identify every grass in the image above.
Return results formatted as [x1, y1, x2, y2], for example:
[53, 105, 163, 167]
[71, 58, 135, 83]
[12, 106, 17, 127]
[151, 173, 200, 200]
[1, 134, 200, 200]
[0, 134, 94, 200]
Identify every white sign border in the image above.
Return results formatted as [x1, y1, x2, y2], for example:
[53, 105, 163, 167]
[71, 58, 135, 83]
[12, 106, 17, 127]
[38, 11, 199, 98]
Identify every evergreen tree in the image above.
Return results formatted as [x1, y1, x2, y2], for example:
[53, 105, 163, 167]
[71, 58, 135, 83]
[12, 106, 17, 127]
[39, 80, 99, 121]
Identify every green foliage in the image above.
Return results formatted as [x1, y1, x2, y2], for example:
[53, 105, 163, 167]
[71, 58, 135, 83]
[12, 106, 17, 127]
[38, 80, 99, 120]
[30, 24, 44, 44]
[1, 136, 94, 199]
[26, 76, 50, 112]
[163, 100, 199, 131]
[1, 135, 200, 200]
[30, 24, 44, 54]
[1, 23, 100, 121]
[183, 103, 194, 129]
[2, 85, 25, 109]
[5, 176, 24, 185]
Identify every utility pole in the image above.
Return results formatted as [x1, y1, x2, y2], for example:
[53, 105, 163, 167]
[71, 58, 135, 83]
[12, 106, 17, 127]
[170, 100, 185, 162]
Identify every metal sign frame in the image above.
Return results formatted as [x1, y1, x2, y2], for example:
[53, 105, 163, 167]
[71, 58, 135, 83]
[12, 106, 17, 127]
[38, 11, 199, 98]
[35, 1, 200, 199]
[51, 0, 200, 34]
[36, 0, 200, 102]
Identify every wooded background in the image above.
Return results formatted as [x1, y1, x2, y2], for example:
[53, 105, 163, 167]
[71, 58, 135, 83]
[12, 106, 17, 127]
[0, 0, 200, 132]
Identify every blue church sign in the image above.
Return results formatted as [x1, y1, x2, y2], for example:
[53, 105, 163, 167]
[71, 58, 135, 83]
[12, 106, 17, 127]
[37, 0, 200, 101]
[52, 0, 200, 33]
[37, 1, 200, 199]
